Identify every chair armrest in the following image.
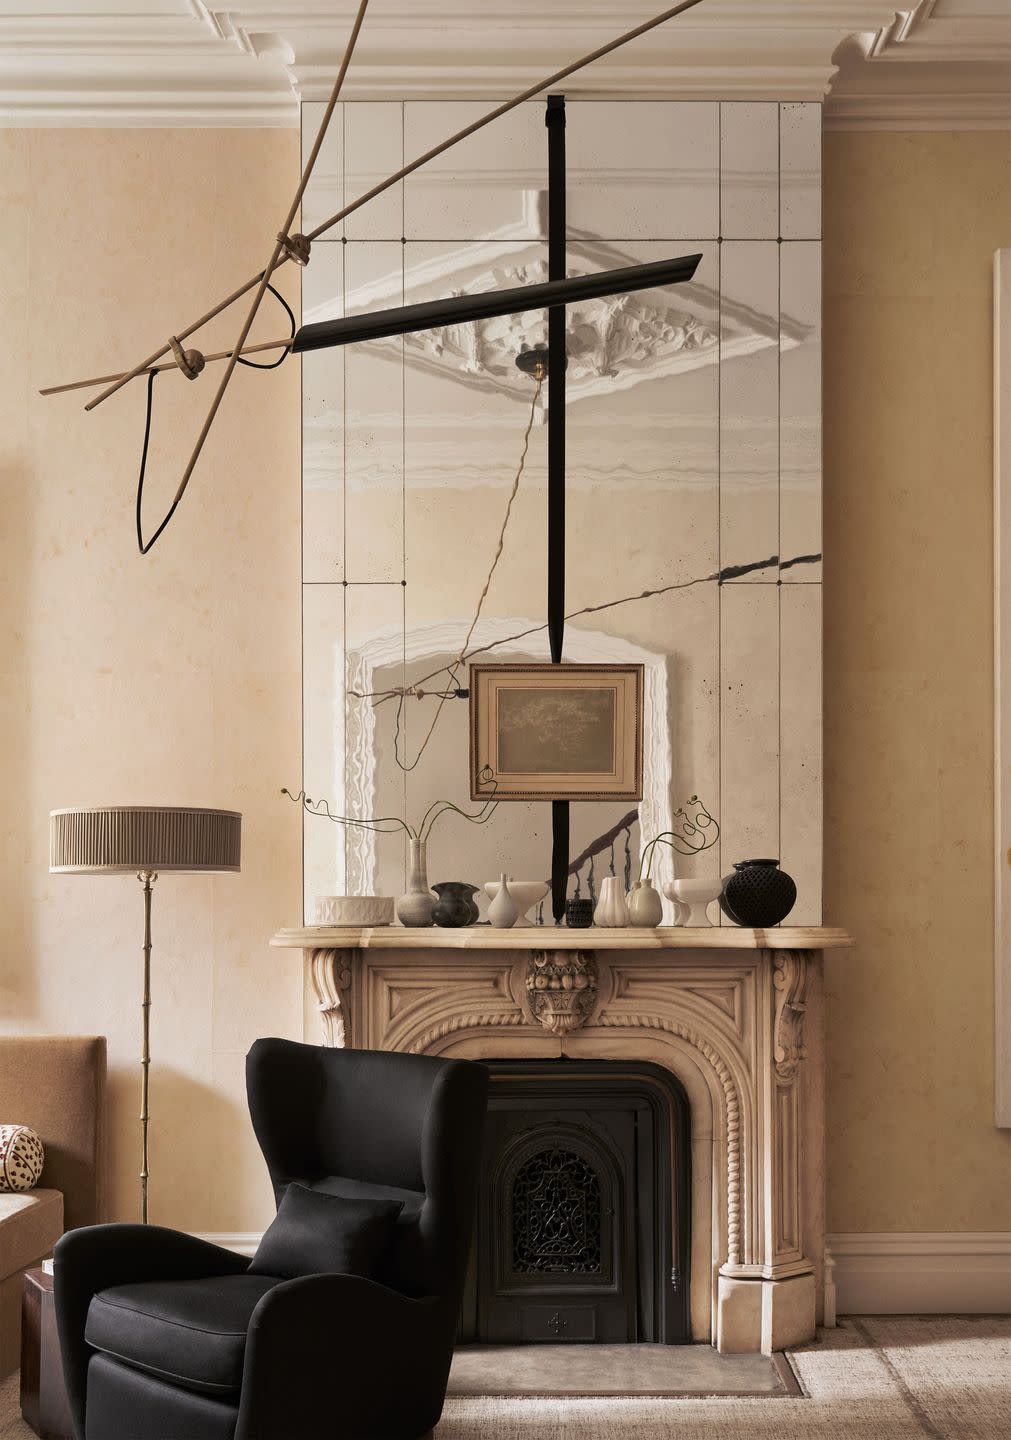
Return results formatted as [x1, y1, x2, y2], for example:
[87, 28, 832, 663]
[54, 1225, 249, 1440]
[236, 1274, 450, 1440]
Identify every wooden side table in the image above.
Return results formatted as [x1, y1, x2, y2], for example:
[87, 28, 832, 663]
[20, 1269, 73, 1440]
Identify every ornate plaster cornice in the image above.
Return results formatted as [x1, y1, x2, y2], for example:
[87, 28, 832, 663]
[826, 1, 1011, 130]
[2, 2, 1003, 130]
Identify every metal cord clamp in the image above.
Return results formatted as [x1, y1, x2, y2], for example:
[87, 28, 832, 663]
[168, 336, 205, 380]
[277, 232, 311, 267]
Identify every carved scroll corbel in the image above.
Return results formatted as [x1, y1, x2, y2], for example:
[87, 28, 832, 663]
[525, 950, 598, 1036]
[311, 948, 353, 1048]
[772, 950, 809, 1081]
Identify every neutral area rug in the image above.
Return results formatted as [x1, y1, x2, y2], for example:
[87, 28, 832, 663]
[448, 1342, 797, 1397]
[439, 1318, 1011, 1439]
[2, 1318, 1009, 1438]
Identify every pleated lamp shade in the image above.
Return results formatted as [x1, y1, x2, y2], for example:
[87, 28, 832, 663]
[49, 806, 241, 874]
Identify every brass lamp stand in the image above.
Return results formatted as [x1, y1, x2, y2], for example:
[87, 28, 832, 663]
[139, 869, 155, 1223]
[49, 806, 241, 1223]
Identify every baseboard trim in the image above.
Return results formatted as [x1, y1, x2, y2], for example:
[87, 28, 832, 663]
[194, 1232, 261, 1258]
[194, 1231, 1011, 1315]
[826, 1232, 1011, 1315]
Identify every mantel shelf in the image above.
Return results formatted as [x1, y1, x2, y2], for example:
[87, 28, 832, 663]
[270, 925, 853, 952]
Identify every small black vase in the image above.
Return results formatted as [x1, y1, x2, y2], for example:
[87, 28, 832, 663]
[431, 882, 479, 928]
[720, 859, 797, 927]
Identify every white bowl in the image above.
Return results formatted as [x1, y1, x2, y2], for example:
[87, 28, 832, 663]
[314, 895, 394, 926]
[662, 878, 721, 928]
[483, 880, 550, 925]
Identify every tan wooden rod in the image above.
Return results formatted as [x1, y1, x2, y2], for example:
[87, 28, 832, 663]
[156, 0, 371, 517]
[38, 339, 291, 396]
[46, 0, 707, 405]
[80, 0, 369, 417]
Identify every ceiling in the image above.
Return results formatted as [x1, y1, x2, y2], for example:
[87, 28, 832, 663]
[0, 1, 1008, 128]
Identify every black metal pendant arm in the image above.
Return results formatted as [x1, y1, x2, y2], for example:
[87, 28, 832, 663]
[547, 94, 569, 924]
[291, 255, 700, 353]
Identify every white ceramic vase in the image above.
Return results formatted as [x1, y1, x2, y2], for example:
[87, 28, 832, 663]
[663, 877, 722, 928]
[594, 875, 629, 928]
[626, 879, 663, 928]
[483, 879, 549, 926]
[487, 873, 520, 929]
[397, 838, 435, 927]
[668, 896, 690, 927]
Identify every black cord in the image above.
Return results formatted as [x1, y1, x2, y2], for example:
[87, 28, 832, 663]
[136, 280, 296, 553]
[135, 370, 174, 556]
[236, 282, 296, 369]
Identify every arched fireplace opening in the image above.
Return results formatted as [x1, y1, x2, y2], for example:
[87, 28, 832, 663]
[459, 1058, 691, 1345]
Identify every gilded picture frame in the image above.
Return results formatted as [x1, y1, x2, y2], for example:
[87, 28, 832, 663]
[469, 663, 644, 801]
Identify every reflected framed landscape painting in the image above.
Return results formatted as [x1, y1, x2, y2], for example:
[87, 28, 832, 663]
[469, 663, 644, 801]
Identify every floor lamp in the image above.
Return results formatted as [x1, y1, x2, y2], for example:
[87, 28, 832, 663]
[49, 805, 241, 1222]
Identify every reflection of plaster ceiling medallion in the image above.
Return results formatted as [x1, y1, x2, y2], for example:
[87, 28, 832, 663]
[303, 229, 811, 405]
[412, 257, 719, 402]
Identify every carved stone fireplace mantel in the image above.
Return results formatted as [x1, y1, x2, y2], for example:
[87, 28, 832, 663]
[270, 925, 852, 1354]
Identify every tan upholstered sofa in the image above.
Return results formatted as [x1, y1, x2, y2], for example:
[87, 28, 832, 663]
[0, 1036, 106, 1374]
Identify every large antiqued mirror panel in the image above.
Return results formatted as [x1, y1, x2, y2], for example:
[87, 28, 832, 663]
[300, 101, 823, 925]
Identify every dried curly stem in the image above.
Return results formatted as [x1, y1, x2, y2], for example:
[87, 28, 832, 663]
[281, 788, 415, 838]
[639, 798, 720, 881]
[282, 768, 499, 845]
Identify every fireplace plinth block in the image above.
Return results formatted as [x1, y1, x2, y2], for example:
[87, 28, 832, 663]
[761, 1272, 817, 1353]
[717, 1271, 816, 1354]
[716, 1275, 763, 1353]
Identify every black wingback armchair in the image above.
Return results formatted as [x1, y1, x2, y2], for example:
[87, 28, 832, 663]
[54, 1040, 489, 1440]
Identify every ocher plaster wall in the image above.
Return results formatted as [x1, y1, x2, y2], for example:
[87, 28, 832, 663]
[824, 131, 1011, 1231]
[0, 130, 302, 1231]
[4, 123, 1009, 1241]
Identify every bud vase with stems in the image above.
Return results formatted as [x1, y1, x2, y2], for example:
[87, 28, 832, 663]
[397, 838, 434, 927]
[627, 878, 663, 927]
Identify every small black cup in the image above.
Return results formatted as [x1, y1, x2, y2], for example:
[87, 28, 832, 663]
[566, 897, 594, 929]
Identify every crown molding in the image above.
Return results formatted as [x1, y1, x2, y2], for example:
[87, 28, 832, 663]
[852, 0, 1011, 64]
[825, 89, 1011, 130]
[825, 1, 1011, 129]
[0, 3, 294, 126]
[291, 61, 841, 104]
[0, 2, 1006, 129]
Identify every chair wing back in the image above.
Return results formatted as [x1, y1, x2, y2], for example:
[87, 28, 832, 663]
[246, 1039, 488, 1301]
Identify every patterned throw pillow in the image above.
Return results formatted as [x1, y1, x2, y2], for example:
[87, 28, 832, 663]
[0, 1125, 45, 1192]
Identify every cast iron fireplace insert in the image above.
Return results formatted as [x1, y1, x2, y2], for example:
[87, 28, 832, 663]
[459, 1058, 690, 1345]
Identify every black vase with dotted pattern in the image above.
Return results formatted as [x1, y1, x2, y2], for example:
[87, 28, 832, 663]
[719, 858, 797, 927]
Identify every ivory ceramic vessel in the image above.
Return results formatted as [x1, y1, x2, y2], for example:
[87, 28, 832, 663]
[664, 877, 722, 928]
[315, 896, 394, 926]
[487, 874, 520, 929]
[397, 839, 434, 927]
[594, 875, 629, 928]
[483, 879, 550, 925]
[626, 879, 663, 927]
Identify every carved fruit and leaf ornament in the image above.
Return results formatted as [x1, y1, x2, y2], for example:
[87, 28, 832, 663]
[526, 950, 598, 1036]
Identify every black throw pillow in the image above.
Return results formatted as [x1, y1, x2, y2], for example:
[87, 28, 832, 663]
[249, 1183, 404, 1281]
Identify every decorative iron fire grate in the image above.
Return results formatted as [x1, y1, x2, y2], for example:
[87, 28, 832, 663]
[512, 1146, 603, 1274]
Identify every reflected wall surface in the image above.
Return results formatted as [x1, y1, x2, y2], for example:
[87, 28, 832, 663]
[300, 101, 823, 924]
